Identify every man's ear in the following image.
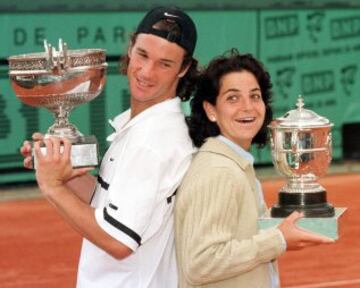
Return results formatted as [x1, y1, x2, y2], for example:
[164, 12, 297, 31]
[203, 101, 217, 122]
[178, 61, 191, 78]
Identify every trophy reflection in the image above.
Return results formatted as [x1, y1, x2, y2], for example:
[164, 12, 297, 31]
[8, 39, 107, 168]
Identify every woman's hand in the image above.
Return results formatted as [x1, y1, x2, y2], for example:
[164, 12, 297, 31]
[278, 211, 335, 251]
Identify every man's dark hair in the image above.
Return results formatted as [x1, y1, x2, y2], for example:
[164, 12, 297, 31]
[119, 7, 199, 101]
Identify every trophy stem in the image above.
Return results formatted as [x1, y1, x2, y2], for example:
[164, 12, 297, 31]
[272, 175, 335, 217]
[283, 175, 324, 193]
[47, 105, 82, 141]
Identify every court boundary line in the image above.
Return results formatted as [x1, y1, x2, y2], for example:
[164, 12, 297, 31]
[285, 278, 360, 288]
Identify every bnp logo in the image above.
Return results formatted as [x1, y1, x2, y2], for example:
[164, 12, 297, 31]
[301, 71, 335, 95]
[265, 14, 299, 39]
[331, 16, 360, 40]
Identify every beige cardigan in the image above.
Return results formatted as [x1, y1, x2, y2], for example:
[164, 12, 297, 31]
[175, 138, 285, 288]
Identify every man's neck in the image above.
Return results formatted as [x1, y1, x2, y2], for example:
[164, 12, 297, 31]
[130, 96, 176, 119]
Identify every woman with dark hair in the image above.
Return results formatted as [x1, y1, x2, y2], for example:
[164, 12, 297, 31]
[187, 49, 273, 148]
[175, 50, 333, 288]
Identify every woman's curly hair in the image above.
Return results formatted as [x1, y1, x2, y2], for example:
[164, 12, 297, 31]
[187, 49, 273, 148]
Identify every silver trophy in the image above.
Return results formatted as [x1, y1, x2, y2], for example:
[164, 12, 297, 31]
[268, 96, 335, 217]
[8, 39, 107, 167]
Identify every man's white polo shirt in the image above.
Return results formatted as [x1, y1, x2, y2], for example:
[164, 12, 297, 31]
[76, 98, 195, 288]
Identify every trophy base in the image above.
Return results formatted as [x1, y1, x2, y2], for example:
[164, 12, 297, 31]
[259, 207, 346, 240]
[271, 191, 335, 217]
[33, 135, 99, 169]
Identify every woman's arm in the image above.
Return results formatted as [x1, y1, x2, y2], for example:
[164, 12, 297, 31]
[178, 167, 284, 285]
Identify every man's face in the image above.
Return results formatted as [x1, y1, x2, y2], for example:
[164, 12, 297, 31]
[127, 33, 188, 111]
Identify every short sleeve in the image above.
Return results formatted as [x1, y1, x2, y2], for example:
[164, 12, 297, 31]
[95, 145, 165, 251]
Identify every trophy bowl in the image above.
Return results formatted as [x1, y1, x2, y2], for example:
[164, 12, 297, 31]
[268, 96, 335, 217]
[8, 39, 107, 167]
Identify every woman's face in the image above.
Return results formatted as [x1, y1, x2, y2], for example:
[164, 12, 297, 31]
[204, 70, 266, 150]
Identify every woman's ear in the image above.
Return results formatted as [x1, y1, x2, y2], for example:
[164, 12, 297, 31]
[203, 101, 217, 122]
[127, 45, 133, 58]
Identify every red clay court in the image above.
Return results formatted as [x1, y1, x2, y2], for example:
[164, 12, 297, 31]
[0, 172, 359, 288]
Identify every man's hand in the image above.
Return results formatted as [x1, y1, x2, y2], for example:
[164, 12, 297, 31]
[34, 137, 92, 194]
[278, 211, 335, 251]
[20, 132, 44, 169]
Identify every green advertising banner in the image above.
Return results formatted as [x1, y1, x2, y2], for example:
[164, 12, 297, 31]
[0, 11, 256, 183]
[0, 9, 359, 183]
[1, 0, 359, 12]
[259, 9, 360, 162]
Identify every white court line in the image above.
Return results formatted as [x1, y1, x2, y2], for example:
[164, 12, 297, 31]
[285, 278, 360, 288]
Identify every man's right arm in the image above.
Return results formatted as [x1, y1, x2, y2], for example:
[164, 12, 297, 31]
[33, 137, 133, 260]
[65, 174, 96, 203]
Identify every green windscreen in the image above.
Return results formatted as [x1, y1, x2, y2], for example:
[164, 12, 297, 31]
[0, 7, 359, 183]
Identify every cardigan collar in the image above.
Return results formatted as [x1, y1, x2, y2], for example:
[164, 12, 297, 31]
[199, 137, 263, 213]
[216, 135, 255, 164]
[199, 137, 254, 171]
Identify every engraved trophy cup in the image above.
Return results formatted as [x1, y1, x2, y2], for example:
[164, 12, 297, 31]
[268, 96, 335, 217]
[8, 39, 107, 167]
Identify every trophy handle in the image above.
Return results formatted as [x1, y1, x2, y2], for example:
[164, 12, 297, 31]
[326, 132, 333, 164]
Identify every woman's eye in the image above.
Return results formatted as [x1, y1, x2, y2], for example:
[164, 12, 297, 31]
[252, 94, 262, 100]
[227, 95, 238, 101]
